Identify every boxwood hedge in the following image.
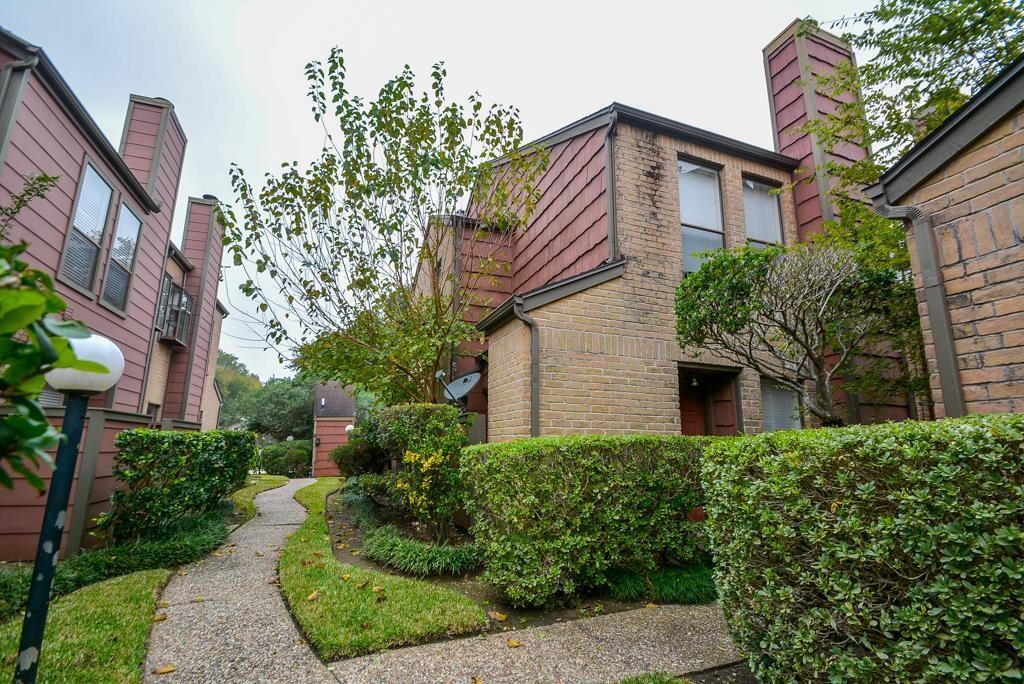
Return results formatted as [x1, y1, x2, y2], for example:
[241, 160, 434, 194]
[702, 415, 1023, 682]
[101, 429, 256, 540]
[461, 435, 706, 606]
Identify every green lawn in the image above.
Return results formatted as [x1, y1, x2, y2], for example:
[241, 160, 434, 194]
[0, 569, 171, 683]
[231, 474, 289, 521]
[280, 478, 487, 659]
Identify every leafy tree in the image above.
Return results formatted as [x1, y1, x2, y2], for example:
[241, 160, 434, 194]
[214, 350, 260, 428]
[1, 173, 107, 489]
[222, 50, 547, 405]
[675, 244, 910, 426]
[233, 374, 314, 441]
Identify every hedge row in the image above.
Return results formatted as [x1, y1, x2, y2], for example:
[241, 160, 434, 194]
[259, 439, 312, 477]
[101, 429, 256, 540]
[703, 415, 1023, 682]
[461, 435, 706, 606]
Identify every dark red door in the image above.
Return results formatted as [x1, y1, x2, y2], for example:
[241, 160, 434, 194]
[679, 383, 707, 435]
[709, 378, 738, 435]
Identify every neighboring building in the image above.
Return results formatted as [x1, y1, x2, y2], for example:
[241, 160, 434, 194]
[866, 53, 1024, 418]
[312, 381, 356, 477]
[0, 27, 225, 559]
[462, 20, 913, 441]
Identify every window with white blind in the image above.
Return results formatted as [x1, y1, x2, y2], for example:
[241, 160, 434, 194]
[101, 203, 142, 310]
[761, 379, 801, 432]
[678, 160, 724, 272]
[61, 165, 113, 290]
[743, 179, 783, 249]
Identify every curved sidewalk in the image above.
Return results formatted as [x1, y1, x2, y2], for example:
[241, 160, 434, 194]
[144, 478, 335, 683]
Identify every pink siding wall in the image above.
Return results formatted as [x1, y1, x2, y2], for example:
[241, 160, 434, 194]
[313, 418, 353, 477]
[163, 198, 222, 422]
[0, 54, 186, 414]
[512, 127, 608, 291]
[765, 26, 863, 240]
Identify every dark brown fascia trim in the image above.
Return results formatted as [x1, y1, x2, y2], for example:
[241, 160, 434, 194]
[489, 107, 615, 166]
[0, 27, 161, 213]
[604, 111, 620, 262]
[167, 242, 194, 272]
[611, 103, 800, 171]
[476, 259, 626, 332]
[870, 52, 1024, 204]
[872, 202, 965, 418]
[216, 298, 229, 317]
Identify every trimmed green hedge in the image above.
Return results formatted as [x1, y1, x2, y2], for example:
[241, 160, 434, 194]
[703, 415, 1024, 682]
[461, 435, 706, 606]
[259, 439, 312, 477]
[101, 429, 255, 540]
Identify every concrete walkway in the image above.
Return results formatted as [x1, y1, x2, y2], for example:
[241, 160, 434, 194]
[327, 603, 740, 683]
[144, 478, 334, 683]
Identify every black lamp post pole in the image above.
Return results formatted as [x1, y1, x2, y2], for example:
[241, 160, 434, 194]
[13, 392, 90, 684]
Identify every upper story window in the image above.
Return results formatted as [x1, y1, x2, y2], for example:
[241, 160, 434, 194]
[61, 164, 113, 290]
[743, 179, 783, 249]
[159, 276, 193, 346]
[101, 203, 142, 311]
[678, 160, 724, 272]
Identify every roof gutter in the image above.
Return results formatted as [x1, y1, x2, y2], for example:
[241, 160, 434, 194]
[871, 200, 965, 418]
[512, 297, 540, 437]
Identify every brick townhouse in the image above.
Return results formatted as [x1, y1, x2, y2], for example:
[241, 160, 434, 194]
[867, 52, 1024, 417]
[453, 20, 916, 441]
[0, 27, 227, 559]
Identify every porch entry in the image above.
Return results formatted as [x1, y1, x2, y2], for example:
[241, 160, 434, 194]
[678, 367, 740, 435]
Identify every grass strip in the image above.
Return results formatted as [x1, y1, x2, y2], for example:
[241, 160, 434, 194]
[617, 674, 683, 684]
[0, 510, 229, 623]
[361, 525, 481, 576]
[605, 565, 717, 605]
[232, 474, 289, 521]
[0, 569, 172, 683]
[280, 478, 487, 659]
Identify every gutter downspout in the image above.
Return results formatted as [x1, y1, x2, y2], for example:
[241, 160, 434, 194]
[604, 110, 620, 262]
[0, 52, 39, 170]
[512, 297, 540, 437]
[873, 203, 965, 418]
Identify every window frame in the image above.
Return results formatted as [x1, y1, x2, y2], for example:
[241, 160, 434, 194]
[742, 175, 785, 250]
[677, 156, 727, 274]
[160, 280, 193, 346]
[57, 159, 117, 297]
[155, 274, 173, 331]
[99, 199, 145, 316]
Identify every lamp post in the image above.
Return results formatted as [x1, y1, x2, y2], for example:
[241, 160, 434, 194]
[13, 334, 124, 684]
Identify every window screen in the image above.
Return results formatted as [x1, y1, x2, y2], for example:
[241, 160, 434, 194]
[61, 165, 112, 289]
[744, 179, 783, 246]
[761, 379, 801, 432]
[679, 160, 725, 272]
[102, 204, 142, 309]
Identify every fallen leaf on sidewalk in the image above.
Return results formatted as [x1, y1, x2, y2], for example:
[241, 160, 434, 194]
[177, 570, 187, 577]
[156, 601, 169, 609]
[152, 665, 176, 675]
[153, 614, 167, 622]
[472, 677, 484, 684]
[487, 610, 508, 622]
[307, 590, 320, 602]
[191, 595, 205, 603]
[645, 603, 657, 609]
[506, 637, 523, 648]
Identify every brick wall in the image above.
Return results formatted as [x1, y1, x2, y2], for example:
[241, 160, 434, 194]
[903, 104, 1024, 415]
[485, 123, 800, 438]
[200, 311, 224, 430]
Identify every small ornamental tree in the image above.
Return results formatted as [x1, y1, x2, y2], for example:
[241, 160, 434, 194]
[223, 50, 547, 404]
[675, 243, 912, 426]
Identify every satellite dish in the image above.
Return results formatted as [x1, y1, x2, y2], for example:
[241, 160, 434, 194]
[443, 371, 481, 402]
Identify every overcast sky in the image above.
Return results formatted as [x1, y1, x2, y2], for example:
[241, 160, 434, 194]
[3, 0, 867, 380]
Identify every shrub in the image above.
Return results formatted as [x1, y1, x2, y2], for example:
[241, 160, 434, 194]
[461, 435, 707, 606]
[361, 525, 482, 576]
[101, 429, 255, 540]
[258, 438, 312, 477]
[330, 436, 387, 477]
[375, 404, 467, 539]
[605, 566, 717, 605]
[702, 415, 1024, 683]
[0, 509, 229, 622]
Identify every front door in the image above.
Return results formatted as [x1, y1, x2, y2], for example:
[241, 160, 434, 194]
[679, 380, 707, 435]
[679, 368, 740, 436]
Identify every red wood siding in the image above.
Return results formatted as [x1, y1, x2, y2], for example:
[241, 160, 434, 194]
[0, 412, 150, 561]
[512, 127, 608, 292]
[313, 417, 353, 477]
[0, 56, 186, 414]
